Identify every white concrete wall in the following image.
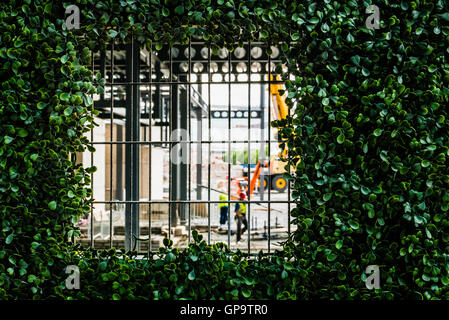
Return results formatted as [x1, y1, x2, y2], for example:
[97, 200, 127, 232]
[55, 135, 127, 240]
[85, 118, 106, 221]
[150, 147, 164, 200]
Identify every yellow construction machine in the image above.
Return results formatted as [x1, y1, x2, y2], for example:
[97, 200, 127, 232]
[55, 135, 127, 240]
[242, 75, 291, 195]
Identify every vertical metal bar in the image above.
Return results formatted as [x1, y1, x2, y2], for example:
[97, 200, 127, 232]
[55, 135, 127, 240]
[168, 44, 172, 241]
[125, 43, 133, 251]
[131, 40, 136, 252]
[287, 60, 291, 237]
[259, 83, 265, 203]
[227, 50, 231, 247]
[267, 49, 271, 253]
[148, 44, 153, 252]
[143, 100, 147, 142]
[164, 94, 168, 148]
[125, 38, 141, 251]
[109, 42, 114, 248]
[100, 51, 106, 102]
[90, 51, 94, 249]
[172, 76, 185, 227]
[207, 47, 211, 245]
[247, 41, 251, 254]
[195, 91, 203, 241]
[116, 127, 123, 201]
[196, 87, 202, 204]
[188, 41, 192, 244]
[155, 60, 162, 145]
[132, 39, 140, 252]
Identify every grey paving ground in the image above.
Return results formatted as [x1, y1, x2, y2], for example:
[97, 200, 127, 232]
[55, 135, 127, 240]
[79, 187, 297, 253]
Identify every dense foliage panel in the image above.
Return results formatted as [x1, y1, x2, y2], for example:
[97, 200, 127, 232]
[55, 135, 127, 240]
[0, 0, 98, 298]
[54, 232, 301, 300]
[275, 0, 449, 299]
[0, 0, 448, 299]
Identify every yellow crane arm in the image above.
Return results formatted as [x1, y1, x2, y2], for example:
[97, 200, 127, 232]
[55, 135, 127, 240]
[247, 74, 295, 196]
[269, 74, 289, 121]
[269, 75, 289, 159]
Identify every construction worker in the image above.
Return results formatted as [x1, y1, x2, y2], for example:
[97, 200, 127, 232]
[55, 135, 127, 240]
[234, 192, 248, 243]
[218, 193, 229, 231]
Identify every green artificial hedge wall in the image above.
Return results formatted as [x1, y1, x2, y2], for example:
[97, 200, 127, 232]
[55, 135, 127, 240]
[0, 0, 448, 300]
[275, 0, 449, 299]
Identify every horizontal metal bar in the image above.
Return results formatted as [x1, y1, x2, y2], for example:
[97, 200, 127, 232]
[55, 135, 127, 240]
[158, 59, 281, 62]
[100, 58, 281, 64]
[90, 140, 284, 145]
[102, 80, 284, 86]
[125, 251, 286, 258]
[93, 200, 294, 204]
[94, 41, 288, 47]
[183, 41, 290, 45]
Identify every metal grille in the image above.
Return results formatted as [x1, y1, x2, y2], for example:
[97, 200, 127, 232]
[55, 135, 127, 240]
[77, 38, 296, 253]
